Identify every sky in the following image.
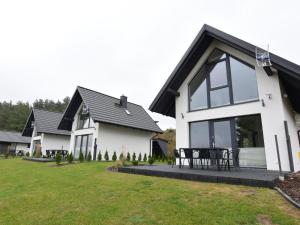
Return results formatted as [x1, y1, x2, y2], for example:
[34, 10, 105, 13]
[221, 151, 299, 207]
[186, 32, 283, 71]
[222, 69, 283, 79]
[0, 0, 299, 130]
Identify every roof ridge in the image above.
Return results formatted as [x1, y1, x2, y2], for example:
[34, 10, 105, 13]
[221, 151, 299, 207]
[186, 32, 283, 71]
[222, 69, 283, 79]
[77, 86, 144, 108]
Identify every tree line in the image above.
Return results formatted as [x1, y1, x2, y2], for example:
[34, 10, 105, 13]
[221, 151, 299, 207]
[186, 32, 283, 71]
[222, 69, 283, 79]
[0, 97, 70, 132]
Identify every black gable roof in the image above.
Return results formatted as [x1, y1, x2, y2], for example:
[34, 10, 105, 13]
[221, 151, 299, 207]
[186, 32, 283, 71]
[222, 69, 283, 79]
[58, 86, 162, 133]
[149, 24, 300, 117]
[22, 109, 70, 137]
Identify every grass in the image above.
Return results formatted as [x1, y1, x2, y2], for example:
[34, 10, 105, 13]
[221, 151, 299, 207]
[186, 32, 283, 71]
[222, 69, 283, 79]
[0, 158, 299, 225]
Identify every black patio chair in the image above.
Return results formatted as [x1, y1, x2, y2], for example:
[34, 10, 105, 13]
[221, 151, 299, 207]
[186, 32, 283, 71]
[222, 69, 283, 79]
[172, 149, 183, 168]
[196, 148, 211, 169]
[223, 148, 240, 169]
[183, 149, 195, 168]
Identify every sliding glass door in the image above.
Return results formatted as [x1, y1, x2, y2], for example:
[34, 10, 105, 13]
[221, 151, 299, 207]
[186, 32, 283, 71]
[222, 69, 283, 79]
[189, 114, 266, 168]
[74, 134, 93, 159]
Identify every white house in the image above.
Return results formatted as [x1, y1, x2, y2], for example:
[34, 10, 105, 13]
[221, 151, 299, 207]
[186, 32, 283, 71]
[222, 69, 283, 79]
[22, 109, 70, 156]
[58, 86, 162, 160]
[149, 24, 300, 172]
[0, 130, 31, 155]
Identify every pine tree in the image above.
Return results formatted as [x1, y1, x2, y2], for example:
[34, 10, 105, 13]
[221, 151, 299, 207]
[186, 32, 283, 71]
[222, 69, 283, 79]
[132, 152, 136, 161]
[112, 151, 117, 161]
[119, 152, 124, 160]
[97, 151, 102, 161]
[143, 153, 147, 162]
[126, 152, 131, 161]
[87, 152, 92, 162]
[104, 150, 109, 161]
[138, 153, 142, 161]
[79, 151, 84, 162]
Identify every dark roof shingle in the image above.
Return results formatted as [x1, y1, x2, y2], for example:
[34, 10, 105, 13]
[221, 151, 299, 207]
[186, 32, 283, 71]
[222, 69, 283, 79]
[59, 86, 162, 133]
[0, 131, 31, 144]
[22, 109, 70, 137]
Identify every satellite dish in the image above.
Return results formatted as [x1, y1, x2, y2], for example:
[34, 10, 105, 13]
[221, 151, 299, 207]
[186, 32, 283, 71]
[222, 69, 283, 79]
[256, 44, 272, 67]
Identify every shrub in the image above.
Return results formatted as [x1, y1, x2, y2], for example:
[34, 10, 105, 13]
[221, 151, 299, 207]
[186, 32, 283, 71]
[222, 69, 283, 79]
[148, 156, 155, 165]
[143, 153, 147, 162]
[104, 150, 109, 161]
[126, 152, 131, 161]
[97, 151, 102, 161]
[55, 152, 62, 165]
[25, 152, 30, 157]
[4, 151, 9, 159]
[132, 152, 136, 161]
[87, 152, 92, 162]
[119, 152, 124, 160]
[32, 150, 36, 158]
[112, 151, 117, 161]
[132, 160, 138, 166]
[162, 156, 165, 162]
[79, 151, 84, 162]
[138, 153, 142, 161]
[67, 152, 73, 164]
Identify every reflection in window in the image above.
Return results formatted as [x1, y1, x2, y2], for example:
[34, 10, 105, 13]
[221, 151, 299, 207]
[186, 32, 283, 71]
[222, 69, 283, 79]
[77, 105, 95, 130]
[235, 115, 264, 147]
[74, 134, 93, 159]
[189, 68, 208, 110]
[190, 121, 210, 148]
[230, 57, 258, 103]
[209, 61, 227, 88]
[188, 49, 259, 111]
[210, 88, 230, 107]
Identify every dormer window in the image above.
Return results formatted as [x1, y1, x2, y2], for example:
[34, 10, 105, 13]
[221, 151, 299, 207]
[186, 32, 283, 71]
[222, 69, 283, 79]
[189, 49, 258, 111]
[77, 104, 95, 129]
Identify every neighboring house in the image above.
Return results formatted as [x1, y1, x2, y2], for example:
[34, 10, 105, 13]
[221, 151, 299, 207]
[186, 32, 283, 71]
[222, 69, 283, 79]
[58, 86, 162, 160]
[0, 130, 31, 155]
[149, 24, 300, 172]
[22, 109, 70, 156]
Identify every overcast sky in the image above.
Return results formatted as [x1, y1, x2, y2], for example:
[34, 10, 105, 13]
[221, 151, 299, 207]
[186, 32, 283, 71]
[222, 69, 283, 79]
[0, 0, 299, 130]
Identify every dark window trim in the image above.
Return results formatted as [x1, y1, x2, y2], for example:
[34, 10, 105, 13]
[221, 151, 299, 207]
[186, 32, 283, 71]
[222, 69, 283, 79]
[188, 113, 264, 149]
[298, 130, 300, 145]
[188, 48, 258, 112]
[189, 99, 259, 113]
[74, 134, 93, 159]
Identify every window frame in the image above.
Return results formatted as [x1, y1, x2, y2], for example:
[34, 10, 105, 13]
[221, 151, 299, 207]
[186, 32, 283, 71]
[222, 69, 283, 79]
[188, 48, 259, 112]
[76, 106, 95, 130]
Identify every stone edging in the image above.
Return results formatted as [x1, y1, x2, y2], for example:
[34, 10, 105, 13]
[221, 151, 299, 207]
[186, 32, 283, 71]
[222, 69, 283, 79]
[274, 187, 300, 209]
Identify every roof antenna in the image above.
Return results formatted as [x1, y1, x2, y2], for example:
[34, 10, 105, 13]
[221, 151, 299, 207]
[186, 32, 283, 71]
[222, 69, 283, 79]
[255, 44, 272, 67]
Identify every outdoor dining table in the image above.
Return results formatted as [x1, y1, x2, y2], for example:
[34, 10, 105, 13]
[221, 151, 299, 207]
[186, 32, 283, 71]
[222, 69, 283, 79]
[178, 148, 230, 171]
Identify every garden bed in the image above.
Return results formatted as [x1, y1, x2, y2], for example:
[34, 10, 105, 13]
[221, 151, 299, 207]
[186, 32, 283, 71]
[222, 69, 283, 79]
[276, 172, 300, 207]
[22, 157, 55, 162]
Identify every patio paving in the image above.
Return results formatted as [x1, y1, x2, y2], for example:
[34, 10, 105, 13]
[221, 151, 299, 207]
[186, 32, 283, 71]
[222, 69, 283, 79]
[118, 165, 286, 188]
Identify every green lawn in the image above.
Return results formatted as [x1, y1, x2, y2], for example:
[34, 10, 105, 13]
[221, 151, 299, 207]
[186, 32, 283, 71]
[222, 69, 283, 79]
[0, 159, 299, 225]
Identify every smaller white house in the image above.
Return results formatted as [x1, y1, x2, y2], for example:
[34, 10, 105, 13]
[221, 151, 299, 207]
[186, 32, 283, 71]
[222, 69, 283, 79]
[0, 130, 31, 155]
[22, 109, 70, 156]
[58, 86, 162, 160]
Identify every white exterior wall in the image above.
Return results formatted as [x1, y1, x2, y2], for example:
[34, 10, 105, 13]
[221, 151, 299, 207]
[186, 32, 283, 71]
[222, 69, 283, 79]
[175, 40, 300, 172]
[29, 125, 70, 156]
[97, 123, 153, 160]
[16, 143, 30, 153]
[41, 134, 70, 155]
[68, 103, 153, 160]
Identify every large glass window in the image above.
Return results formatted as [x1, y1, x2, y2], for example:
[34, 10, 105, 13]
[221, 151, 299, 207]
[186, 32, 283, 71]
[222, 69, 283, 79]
[210, 87, 230, 107]
[189, 114, 266, 168]
[77, 105, 95, 130]
[189, 68, 208, 110]
[209, 61, 227, 88]
[230, 57, 258, 103]
[74, 134, 93, 159]
[235, 115, 266, 168]
[188, 49, 259, 111]
[190, 121, 210, 148]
